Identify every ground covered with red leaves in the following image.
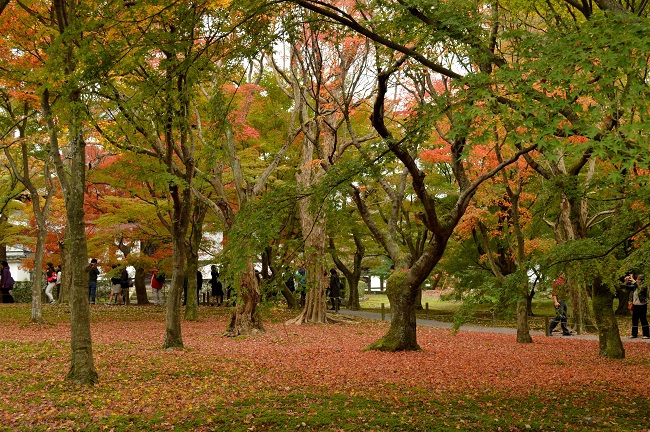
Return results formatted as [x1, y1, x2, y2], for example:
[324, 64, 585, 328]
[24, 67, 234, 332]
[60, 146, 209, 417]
[0, 305, 648, 431]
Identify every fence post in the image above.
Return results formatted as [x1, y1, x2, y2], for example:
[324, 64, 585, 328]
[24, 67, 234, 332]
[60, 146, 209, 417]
[545, 316, 550, 336]
[492, 309, 496, 327]
[381, 303, 385, 321]
[425, 302, 429, 320]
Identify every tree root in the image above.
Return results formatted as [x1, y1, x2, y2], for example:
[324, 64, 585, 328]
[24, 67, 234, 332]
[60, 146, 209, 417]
[286, 311, 360, 325]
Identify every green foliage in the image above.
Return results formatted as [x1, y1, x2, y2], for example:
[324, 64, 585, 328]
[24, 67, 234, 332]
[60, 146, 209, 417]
[220, 184, 299, 280]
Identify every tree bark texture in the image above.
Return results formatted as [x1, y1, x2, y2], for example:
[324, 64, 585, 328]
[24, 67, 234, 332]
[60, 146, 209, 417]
[516, 294, 533, 343]
[365, 270, 420, 351]
[164, 185, 193, 349]
[592, 278, 625, 359]
[58, 236, 72, 304]
[133, 267, 149, 305]
[30, 227, 46, 323]
[290, 213, 329, 324]
[64, 123, 98, 385]
[225, 260, 264, 336]
[185, 254, 199, 321]
[164, 232, 186, 349]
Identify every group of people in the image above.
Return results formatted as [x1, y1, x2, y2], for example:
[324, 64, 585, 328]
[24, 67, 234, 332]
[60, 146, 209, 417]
[283, 265, 343, 311]
[549, 271, 649, 339]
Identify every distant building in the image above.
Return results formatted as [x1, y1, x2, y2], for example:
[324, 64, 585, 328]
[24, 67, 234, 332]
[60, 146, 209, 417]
[6, 246, 33, 282]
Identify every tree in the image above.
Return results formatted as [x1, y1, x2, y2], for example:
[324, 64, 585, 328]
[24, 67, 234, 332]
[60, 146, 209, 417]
[92, 2, 232, 347]
[3, 102, 54, 322]
[285, 0, 649, 356]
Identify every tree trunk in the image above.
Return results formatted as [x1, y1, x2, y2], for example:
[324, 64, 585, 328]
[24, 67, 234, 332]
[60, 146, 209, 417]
[184, 254, 199, 321]
[614, 287, 631, 315]
[134, 266, 149, 304]
[415, 285, 423, 310]
[30, 224, 46, 323]
[279, 283, 297, 309]
[516, 289, 533, 343]
[365, 270, 420, 351]
[289, 217, 328, 324]
[347, 279, 360, 311]
[526, 288, 534, 317]
[591, 278, 625, 359]
[225, 260, 264, 336]
[164, 185, 193, 349]
[164, 232, 186, 348]
[58, 235, 72, 304]
[64, 126, 98, 385]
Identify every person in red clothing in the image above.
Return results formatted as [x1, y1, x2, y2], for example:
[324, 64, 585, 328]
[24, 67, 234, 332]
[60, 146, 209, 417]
[151, 268, 165, 305]
[45, 262, 57, 304]
[548, 275, 572, 336]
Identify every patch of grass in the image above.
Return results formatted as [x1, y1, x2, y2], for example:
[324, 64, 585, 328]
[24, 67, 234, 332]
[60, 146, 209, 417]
[44, 391, 646, 431]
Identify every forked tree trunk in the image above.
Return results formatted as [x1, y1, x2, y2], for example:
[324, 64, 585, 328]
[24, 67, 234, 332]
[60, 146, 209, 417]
[365, 270, 420, 351]
[225, 260, 264, 336]
[288, 215, 329, 324]
[591, 277, 625, 359]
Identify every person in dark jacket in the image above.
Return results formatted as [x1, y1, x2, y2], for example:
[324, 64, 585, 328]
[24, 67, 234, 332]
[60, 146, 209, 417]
[210, 265, 223, 306]
[88, 258, 100, 305]
[329, 268, 341, 312]
[0, 261, 15, 303]
[629, 274, 649, 339]
[120, 266, 130, 305]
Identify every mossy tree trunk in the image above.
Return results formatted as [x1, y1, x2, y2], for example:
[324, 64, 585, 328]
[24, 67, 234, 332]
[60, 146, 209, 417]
[365, 269, 420, 351]
[592, 277, 624, 359]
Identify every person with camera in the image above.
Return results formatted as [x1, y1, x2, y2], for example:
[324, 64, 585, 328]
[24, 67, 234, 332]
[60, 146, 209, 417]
[628, 274, 649, 339]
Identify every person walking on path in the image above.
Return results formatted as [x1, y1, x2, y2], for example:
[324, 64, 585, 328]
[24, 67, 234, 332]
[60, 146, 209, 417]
[548, 275, 573, 336]
[151, 268, 165, 305]
[0, 261, 15, 303]
[209, 265, 223, 306]
[629, 274, 649, 339]
[88, 258, 100, 305]
[329, 268, 341, 312]
[45, 262, 57, 304]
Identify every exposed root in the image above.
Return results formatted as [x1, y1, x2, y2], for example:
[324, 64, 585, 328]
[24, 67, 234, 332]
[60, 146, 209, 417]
[286, 311, 360, 325]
